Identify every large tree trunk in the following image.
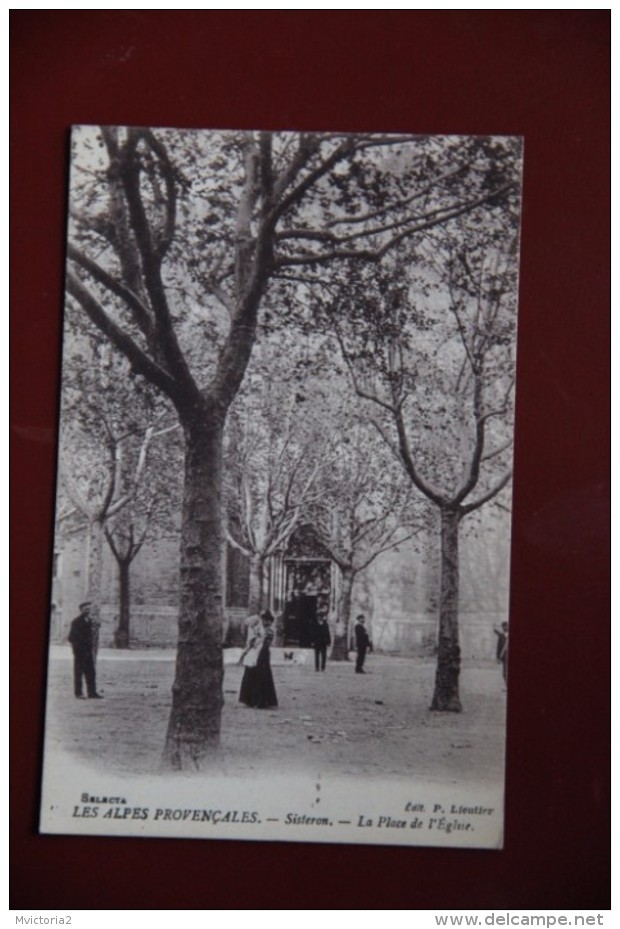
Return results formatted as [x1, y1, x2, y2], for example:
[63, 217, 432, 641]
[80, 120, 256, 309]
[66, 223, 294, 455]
[248, 553, 265, 615]
[114, 557, 131, 648]
[331, 565, 355, 661]
[163, 418, 225, 770]
[431, 506, 462, 712]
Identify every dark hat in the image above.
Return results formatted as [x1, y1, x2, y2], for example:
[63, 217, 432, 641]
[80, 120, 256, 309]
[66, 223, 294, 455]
[79, 600, 92, 610]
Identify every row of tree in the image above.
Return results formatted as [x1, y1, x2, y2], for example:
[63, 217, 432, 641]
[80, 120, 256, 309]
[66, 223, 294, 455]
[59, 126, 521, 769]
[59, 328, 420, 658]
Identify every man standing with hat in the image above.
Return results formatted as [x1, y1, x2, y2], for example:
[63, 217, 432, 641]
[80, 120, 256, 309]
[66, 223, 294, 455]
[68, 601, 103, 699]
[354, 614, 371, 674]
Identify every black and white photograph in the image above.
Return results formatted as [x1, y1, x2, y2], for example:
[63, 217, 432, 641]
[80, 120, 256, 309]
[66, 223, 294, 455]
[39, 125, 523, 848]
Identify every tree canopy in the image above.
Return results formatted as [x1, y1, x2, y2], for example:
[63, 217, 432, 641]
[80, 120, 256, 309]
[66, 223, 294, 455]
[61, 125, 522, 763]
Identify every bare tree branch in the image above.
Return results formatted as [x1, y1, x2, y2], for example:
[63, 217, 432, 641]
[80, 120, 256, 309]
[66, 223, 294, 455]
[460, 469, 513, 515]
[275, 185, 513, 270]
[66, 271, 180, 403]
[67, 243, 155, 345]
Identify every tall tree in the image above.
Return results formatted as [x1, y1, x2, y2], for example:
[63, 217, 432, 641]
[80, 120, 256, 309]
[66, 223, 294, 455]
[59, 332, 168, 646]
[322, 208, 520, 709]
[309, 419, 421, 659]
[224, 342, 333, 614]
[104, 420, 181, 647]
[65, 126, 516, 766]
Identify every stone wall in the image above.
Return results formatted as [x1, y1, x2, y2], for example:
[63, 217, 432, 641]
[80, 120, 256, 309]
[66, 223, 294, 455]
[349, 515, 511, 662]
[52, 508, 512, 662]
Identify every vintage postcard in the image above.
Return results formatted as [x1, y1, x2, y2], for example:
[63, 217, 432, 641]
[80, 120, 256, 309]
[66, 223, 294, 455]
[40, 126, 521, 847]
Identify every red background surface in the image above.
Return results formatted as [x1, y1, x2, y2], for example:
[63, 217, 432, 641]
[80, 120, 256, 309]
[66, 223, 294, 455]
[11, 11, 610, 909]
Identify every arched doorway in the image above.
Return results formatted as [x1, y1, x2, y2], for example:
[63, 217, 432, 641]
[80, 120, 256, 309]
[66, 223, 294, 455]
[281, 525, 335, 647]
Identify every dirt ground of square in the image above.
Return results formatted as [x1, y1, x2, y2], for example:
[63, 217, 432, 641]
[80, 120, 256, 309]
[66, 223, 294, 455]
[44, 649, 507, 785]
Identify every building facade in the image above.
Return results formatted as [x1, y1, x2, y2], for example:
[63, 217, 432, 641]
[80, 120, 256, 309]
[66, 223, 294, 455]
[52, 515, 511, 664]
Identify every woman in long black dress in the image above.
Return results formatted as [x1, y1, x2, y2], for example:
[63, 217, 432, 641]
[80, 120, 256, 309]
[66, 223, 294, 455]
[239, 610, 278, 709]
[238, 614, 261, 706]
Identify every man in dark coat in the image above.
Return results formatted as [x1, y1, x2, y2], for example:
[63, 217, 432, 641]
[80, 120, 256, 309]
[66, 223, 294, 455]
[354, 614, 371, 674]
[312, 612, 332, 672]
[494, 622, 509, 684]
[68, 601, 102, 699]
